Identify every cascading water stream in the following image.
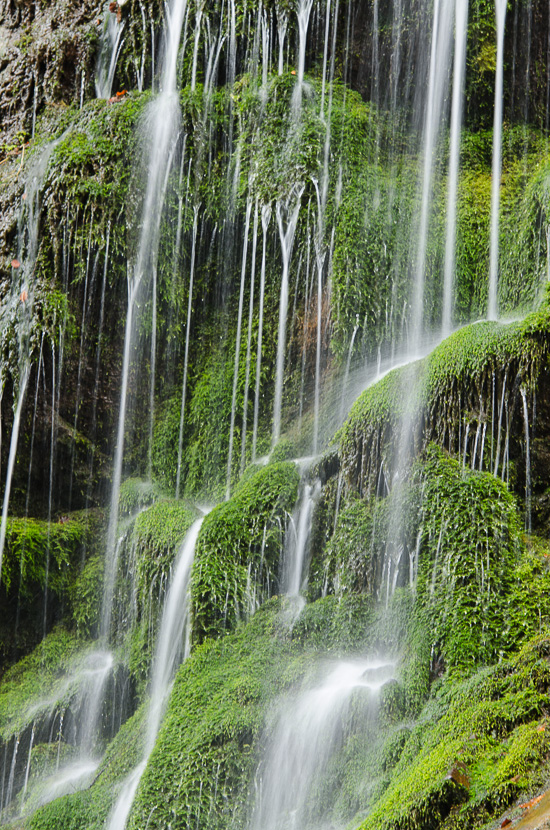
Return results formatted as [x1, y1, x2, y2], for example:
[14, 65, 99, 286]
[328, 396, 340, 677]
[521, 387, 532, 533]
[488, 0, 508, 320]
[273, 187, 304, 446]
[292, 0, 314, 116]
[252, 204, 271, 461]
[0, 138, 59, 582]
[240, 202, 260, 474]
[102, 0, 188, 639]
[106, 517, 204, 830]
[95, 7, 125, 99]
[441, 0, 468, 336]
[410, 0, 454, 348]
[175, 205, 199, 499]
[339, 320, 358, 423]
[282, 480, 321, 598]
[227, 200, 253, 498]
[249, 659, 395, 830]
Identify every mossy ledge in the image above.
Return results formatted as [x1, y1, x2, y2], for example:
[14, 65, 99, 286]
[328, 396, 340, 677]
[339, 299, 550, 501]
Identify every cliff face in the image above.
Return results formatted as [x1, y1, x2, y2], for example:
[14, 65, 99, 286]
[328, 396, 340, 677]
[1, 1, 550, 830]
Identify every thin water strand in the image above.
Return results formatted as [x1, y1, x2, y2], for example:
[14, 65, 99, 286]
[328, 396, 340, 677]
[488, 0, 508, 320]
[441, 0, 468, 336]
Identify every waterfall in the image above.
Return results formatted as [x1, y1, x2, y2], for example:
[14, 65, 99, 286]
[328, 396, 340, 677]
[292, 0, 314, 116]
[339, 321, 358, 422]
[102, 0, 188, 638]
[282, 480, 321, 597]
[441, 0, 468, 336]
[250, 659, 394, 830]
[252, 205, 271, 461]
[273, 188, 304, 447]
[95, 7, 125, 99]
[0, 137, 59, 583]
[521, 388, 532, 533]
[227, 200, 253, 498]
[488, 0, 508, 320]
[410, 0, 454, 347]
[106, 517, 204, 830]
[241, 202, 260, 474]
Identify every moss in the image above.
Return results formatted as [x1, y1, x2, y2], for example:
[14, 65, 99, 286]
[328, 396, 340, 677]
[414, 446, 524, 671]
[118, 477, 161, 517]
[358, 634, 550, 830]
[191, 462, 300, 642]
[71, 554, 104, 637]
[339, 299, 550, 496]
[0, 628, 87, 740]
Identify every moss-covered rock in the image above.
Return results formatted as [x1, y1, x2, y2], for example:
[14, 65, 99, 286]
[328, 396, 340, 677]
[340, 301, 550, 502]
[191, 462, 300, 642]
[358, 634, 550, 830]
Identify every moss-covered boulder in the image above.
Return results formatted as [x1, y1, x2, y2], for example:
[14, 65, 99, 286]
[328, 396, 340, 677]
[191, 461, 300, 642]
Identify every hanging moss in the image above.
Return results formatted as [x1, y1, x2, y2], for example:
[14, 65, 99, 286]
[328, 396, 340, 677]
[339, 299, 550, 497]
[191, 462, 300, 643]
[414, 446, 524, 670]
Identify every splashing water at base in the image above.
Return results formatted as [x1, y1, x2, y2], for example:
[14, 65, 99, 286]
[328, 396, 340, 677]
[250, 658, 395, 830]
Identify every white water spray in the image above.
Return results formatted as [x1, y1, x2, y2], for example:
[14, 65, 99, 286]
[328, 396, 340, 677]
[250, 658, 394, 830]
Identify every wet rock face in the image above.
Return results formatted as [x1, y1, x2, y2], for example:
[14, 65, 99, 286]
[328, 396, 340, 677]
[0, 0, 101, 148]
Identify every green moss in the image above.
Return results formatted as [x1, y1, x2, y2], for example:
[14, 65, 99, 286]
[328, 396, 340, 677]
[359, 634, 550, 830]
[415, 446, 523, 671]
[118, 477, 162, 516]
[191, 462, 300, 642]
[339, 301, 550, 495]
[71, 554, 104, 637]
[1, 511, 102, 639]
[0, 628, 87, 740]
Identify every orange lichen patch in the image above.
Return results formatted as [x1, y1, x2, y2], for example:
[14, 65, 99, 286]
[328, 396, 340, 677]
[109, 90, 127, 104]
[513, 790, 550, 830]
[11, 259, 20, 268]
[20, 289, 28, 303]
[520, 795, 545, 811]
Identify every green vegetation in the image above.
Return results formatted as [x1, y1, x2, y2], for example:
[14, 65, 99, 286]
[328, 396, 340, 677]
[191, 461, 300, 642]
[339, 299, 550, 495]
[359, 635, 550, 830]
[414, 447, 524, 670]
[0, 627, 90, 740]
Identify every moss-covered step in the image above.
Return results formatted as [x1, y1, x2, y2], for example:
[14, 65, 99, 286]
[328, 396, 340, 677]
[339, 299, 550, 509]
